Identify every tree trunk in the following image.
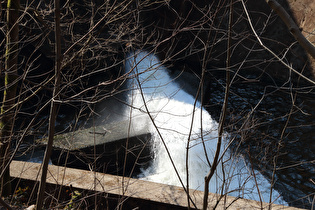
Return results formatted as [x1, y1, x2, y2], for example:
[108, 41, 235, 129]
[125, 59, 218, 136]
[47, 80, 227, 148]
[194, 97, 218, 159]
[0, 0, 20, 197]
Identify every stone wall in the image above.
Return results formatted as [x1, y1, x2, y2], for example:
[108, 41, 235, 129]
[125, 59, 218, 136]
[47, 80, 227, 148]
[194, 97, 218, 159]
[287, 0, 315, 75]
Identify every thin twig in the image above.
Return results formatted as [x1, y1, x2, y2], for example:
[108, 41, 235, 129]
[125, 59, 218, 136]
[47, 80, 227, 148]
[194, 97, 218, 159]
[247, 146, 263, 209]
[133, 55, 198, 209]
[203, 0, 233, 209]
[0, 196, 13, 210]
[35, 0, 62, 209]
[241, 0, 315, 85]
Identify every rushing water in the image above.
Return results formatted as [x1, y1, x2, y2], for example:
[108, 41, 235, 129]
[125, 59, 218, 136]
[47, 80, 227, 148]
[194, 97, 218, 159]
[17, 49, 312, 208]
[124, 50, 287, 205]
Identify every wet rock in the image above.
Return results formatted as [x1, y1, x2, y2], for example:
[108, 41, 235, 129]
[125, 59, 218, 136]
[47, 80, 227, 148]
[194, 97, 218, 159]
[40, 116, 152, 177]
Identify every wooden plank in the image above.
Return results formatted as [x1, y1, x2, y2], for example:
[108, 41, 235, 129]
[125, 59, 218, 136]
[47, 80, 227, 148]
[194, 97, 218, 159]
[10, 160, 303, 210]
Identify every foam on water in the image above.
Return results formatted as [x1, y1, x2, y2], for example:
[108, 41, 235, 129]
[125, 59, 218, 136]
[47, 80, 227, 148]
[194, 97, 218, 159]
[125, 50, 286, 204]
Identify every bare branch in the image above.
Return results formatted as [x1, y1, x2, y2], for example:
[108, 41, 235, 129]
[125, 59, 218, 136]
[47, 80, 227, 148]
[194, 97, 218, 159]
[266, 0, 315, 59]
[203, 1, 233, 209]
[241, 0, 315, 85]
[36, 0, 62, 209]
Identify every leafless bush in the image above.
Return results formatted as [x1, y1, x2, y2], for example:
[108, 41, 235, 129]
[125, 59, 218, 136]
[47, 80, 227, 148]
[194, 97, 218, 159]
[0, 0, 314, 209]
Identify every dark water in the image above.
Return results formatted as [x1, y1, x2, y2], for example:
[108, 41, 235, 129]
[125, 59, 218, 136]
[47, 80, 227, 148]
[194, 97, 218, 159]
[205, 76, 315, 209]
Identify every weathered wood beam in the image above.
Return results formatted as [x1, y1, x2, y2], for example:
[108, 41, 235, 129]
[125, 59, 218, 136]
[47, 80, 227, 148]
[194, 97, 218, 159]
[10, 160, 304, 210]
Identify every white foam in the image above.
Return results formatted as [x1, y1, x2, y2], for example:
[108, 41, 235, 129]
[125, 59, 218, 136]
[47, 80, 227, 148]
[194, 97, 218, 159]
[124, 50, 287, 205]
